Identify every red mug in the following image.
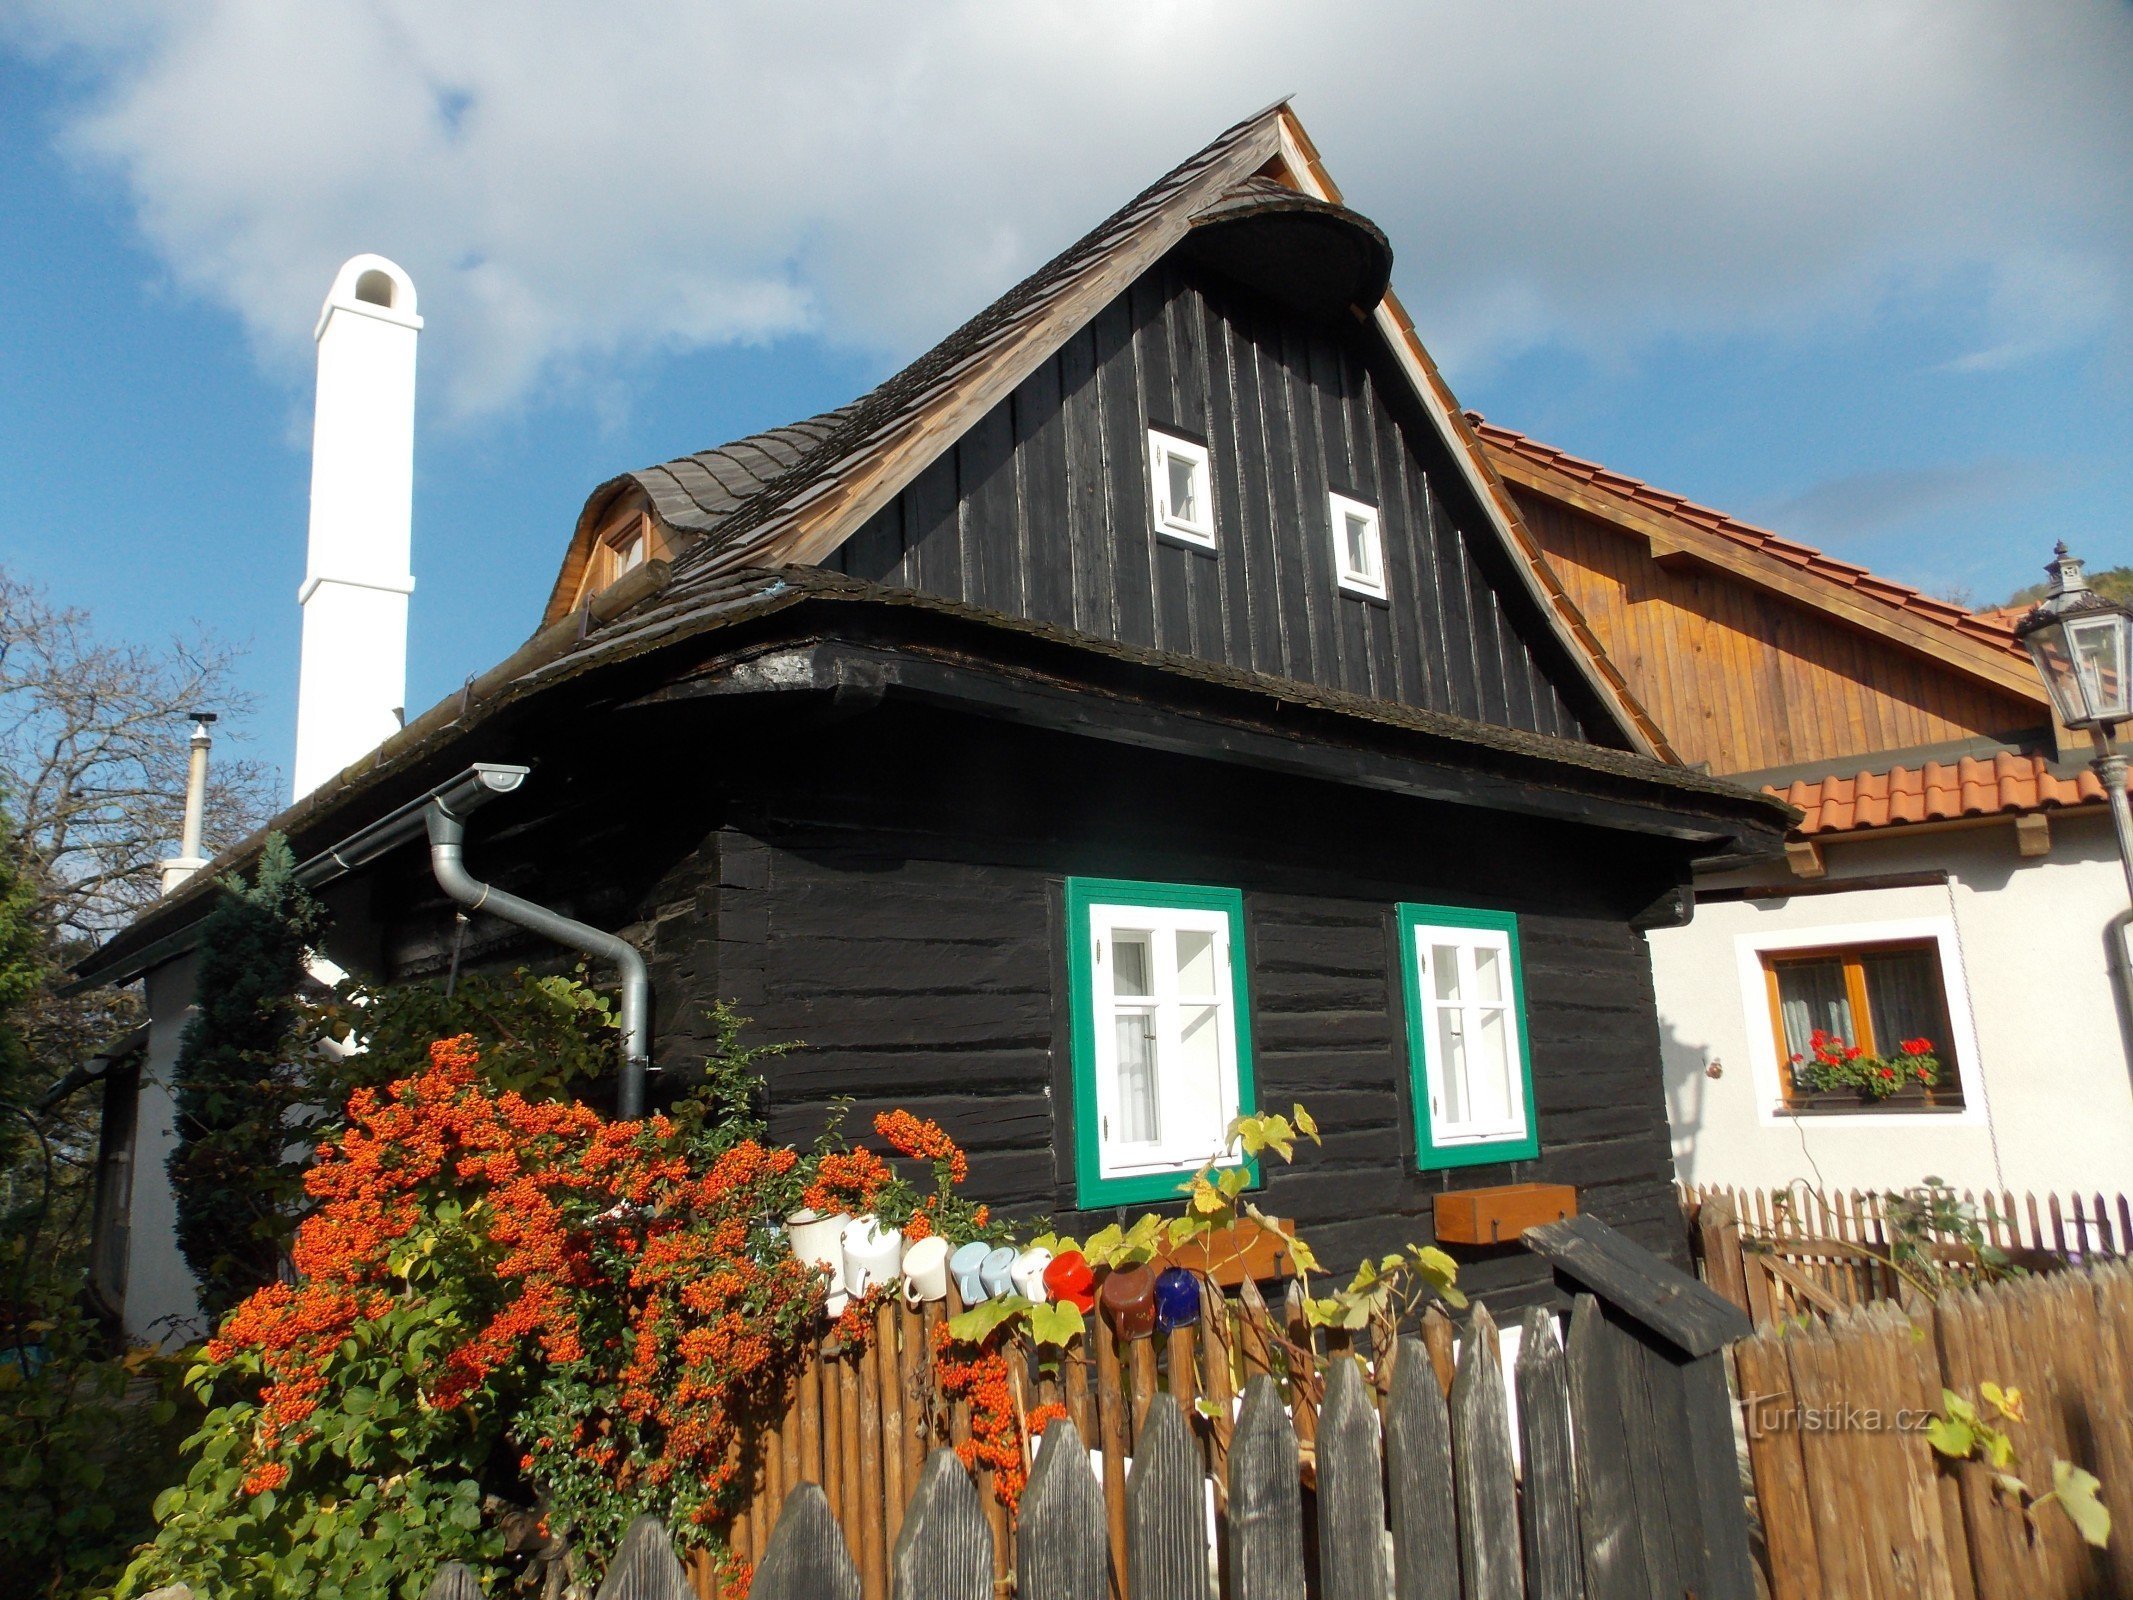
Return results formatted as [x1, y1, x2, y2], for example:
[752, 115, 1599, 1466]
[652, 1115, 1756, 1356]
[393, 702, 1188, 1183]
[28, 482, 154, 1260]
[1044, 1250, 1097, 1313]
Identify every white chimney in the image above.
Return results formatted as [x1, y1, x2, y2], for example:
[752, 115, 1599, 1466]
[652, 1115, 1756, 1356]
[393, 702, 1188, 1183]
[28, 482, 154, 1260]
[159, 712, 216, 893]
[293, 254, 421, 799]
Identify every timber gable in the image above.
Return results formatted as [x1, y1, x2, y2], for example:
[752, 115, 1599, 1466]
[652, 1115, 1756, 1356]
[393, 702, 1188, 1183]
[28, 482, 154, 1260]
[543, 103, 1670, 758]
[1473, 420, 2052, 777]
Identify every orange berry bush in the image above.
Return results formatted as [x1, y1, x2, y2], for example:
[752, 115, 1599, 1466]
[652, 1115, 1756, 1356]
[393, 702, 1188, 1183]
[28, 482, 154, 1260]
[127, 999, 1005, 1600]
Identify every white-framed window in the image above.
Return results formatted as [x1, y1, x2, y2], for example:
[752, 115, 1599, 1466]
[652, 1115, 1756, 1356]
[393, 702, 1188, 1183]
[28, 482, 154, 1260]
[1067, 878, 1256, 1206]
[1148, 430, 1216, 548]
[1329, 491, 1387, 599]
[1399, 904, 1537, 1167]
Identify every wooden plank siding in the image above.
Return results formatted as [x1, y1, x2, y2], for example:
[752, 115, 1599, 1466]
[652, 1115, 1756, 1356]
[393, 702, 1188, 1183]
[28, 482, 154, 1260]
[359, 698, 1693, 1305]
[1512, 494, 2041, 776]
[821, 259, 1605, 746]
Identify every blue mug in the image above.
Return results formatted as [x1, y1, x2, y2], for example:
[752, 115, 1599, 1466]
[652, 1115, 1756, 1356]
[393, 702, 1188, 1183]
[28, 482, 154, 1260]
[1154, 1267, 1201, 1333]
[979, 1246, 1017, 1300]
[949, 1240, 992, 1303]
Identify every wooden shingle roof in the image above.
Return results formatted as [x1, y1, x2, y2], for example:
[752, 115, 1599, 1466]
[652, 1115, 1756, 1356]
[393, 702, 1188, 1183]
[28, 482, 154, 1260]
[542, 102, 1673, 759]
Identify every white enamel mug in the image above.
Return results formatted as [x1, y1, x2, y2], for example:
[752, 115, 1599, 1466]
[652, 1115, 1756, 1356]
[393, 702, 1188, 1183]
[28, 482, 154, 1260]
[901, 1235, 951, 1307]
[786, 1208, 851, 1316]
[841, 1214, 904, 1299]
[1009, 1246, 1054, 1302]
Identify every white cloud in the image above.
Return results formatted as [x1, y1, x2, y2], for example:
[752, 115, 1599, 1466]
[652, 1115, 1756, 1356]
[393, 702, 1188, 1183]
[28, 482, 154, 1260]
[7, 0, 2129, 419]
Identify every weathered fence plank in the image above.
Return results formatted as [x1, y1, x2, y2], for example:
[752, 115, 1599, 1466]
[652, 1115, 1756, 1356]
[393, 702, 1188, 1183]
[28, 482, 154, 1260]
[753, 1484, 861, 1600]
[1018, 1420, 1109, 1600]
[1228, 1375, 1305, 1600]
[1316, 1355, 1390, 1600]
[1449, 1303, 1521, 1600]
[891, 1449, 991, 1600]
[1129, 1392, 1211, 1600]
[593, 1515, 693, 1600]
[1515, 1307, 1582, 1600]
[1564, 1295, 1648, 1600]
[1383, 1336, 1458, 1600]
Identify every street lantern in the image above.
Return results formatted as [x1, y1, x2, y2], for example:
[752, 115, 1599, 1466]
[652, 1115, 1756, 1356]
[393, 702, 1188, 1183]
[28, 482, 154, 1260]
[2016, 543, 2133, 904]
[2016, 544, 2133, 731]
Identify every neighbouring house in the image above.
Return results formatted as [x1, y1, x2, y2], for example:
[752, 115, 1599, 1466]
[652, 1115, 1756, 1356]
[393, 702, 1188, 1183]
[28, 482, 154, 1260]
[1474, 418, 2133, 1201]
[74, 104, 1786, 1346]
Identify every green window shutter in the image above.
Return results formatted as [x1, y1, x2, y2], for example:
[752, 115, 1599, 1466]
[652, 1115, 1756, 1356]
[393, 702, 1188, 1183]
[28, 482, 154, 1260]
[1065, 877, 1258, 1208]
[1397, 902, 1540, 1170]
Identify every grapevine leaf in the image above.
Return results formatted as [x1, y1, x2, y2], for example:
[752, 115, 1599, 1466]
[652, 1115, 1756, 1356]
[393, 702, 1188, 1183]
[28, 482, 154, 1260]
[1287, 1236, 1322, 1275]
[2053, 1460, 2112, 1548]
[1027, 1301, 1086, 1349]
[1924, 1417, 1975, 1460]
[1292, 1103, 1319, 1144]
[947, 1295, 1029, 1344]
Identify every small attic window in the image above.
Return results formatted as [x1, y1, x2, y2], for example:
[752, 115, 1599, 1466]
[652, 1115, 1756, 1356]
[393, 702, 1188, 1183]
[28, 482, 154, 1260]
[1329, 491, 1386, 600]
[1148, 429, 1215, 549]
[354, 270, 397, 308]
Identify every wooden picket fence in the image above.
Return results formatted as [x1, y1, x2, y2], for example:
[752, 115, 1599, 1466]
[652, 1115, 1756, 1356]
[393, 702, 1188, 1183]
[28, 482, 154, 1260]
[703, 1284, 1543, 1600]
[1681, 1182, 2133, 1323]
[417, 1297, 1661, 1600]
[1736, 1260, 2133, 1600]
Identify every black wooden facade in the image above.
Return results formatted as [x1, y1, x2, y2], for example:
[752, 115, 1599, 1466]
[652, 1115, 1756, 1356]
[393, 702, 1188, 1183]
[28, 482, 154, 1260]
[822, 260, 1607, 745]
[322, 594, 1770, 1307]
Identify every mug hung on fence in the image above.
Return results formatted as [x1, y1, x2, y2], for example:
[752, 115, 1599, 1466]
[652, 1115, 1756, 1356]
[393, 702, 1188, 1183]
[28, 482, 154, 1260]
[1100, 1262, 1158, 1340]
[1154, 1266, 1200, 1332]
[949, 1240, 993, 1303]
[1009, 1245, 1054, 1302]
[901, 1234, 950, 1307]
[784, 1209, 850, 1293]
[1043, 1250, 1096, 1312]
[841, 1215, 902, 1299]
[978, 1245, 1017, 1300]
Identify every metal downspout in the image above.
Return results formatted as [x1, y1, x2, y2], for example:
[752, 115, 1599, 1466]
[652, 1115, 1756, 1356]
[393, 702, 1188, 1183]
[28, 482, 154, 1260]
[423, 800, 652, 1118]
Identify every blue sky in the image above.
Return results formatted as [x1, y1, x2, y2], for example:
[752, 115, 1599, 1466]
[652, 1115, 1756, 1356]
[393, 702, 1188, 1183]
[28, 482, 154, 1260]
[2, 3, 2128, 795]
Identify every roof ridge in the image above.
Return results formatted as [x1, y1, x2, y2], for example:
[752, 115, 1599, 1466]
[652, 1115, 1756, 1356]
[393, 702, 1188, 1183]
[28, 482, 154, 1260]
[1467, 414, 2027, 659]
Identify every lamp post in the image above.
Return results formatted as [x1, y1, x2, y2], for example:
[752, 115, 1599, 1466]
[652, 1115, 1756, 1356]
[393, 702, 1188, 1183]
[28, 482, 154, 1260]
[2015, 543, 2133, 906]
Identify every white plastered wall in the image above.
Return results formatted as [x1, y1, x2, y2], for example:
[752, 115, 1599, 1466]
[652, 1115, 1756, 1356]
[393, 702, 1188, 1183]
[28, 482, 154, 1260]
[122, 949, 208, 1347]
[1652, 811, 2133, 1197]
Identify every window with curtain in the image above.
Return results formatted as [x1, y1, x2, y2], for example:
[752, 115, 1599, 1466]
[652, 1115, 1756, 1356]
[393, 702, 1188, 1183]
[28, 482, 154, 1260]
[1764, 939, 1962, 1109]
[1066, 878, 1256, 1206]
[1399, 903, 1538, 1168]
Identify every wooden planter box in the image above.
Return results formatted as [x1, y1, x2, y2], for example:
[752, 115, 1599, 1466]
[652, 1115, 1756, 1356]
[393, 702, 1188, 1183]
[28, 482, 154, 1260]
[1784, 1082, 1965, 1115]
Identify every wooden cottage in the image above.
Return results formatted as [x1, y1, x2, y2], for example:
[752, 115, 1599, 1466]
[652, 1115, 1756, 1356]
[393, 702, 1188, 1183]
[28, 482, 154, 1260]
[81, 104, 1787, 1338]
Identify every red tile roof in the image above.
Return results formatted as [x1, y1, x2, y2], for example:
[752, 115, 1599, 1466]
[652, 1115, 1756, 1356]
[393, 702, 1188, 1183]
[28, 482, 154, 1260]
[1771, 752, 2115, 836]
[1469, 416, 2029, 660]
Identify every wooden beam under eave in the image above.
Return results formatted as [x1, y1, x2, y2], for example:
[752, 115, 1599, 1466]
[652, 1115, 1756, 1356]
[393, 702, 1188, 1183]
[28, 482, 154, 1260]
[1486, 450, 2051, 707]
[2015, 812, 2052, 858]
[1784, 840, 1826, 879]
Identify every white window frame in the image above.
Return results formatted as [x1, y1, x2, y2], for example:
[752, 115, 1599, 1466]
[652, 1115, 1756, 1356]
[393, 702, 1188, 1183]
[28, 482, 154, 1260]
[1087, 901, 1242, 1181]
[1148, 430, 1216, 549]
[1408, 922, 1530, 1150]
[1329, 490, 1387, 600]
[1733, 915, 1986, 1128]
